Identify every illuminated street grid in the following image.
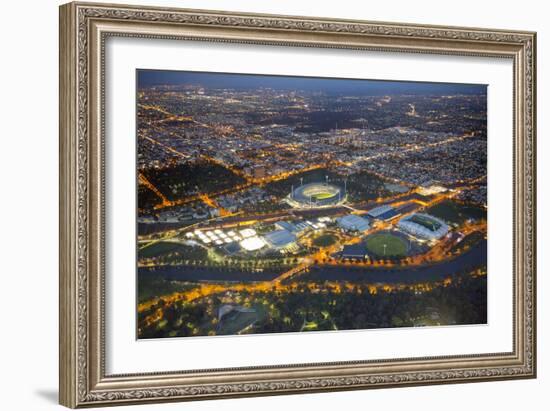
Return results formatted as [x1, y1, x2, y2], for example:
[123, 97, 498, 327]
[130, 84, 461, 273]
[136, 71, 488, 338]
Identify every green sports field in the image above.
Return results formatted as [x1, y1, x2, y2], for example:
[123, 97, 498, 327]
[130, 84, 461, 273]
[366, 233, 408, 257]
[312, 192, 336, 200]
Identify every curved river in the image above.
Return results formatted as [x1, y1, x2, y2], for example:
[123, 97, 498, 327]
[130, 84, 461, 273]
[305, 239, 487, 284]
[140, 240, 487, 285]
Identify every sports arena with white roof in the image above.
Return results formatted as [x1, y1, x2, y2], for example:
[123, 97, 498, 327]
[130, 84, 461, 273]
[286, 181, 346, 209]
[263, 229, 297, 250]
[239, 236, 266, 251]
[397, 213, 449, 240]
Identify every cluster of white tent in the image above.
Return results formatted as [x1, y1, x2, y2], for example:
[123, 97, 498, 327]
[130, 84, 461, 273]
[184, 228, 267, 251]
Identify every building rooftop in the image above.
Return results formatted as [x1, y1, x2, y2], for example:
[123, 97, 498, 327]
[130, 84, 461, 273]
[239, 228, 257, 238]
[367, 204, 395, 218]
[397, 213, 449, 240]
[224, 242, 242, 255]
[239, 236, 266, 251]
[263, 229, 296, 248]
[275, 221, 299, 233]
[337, 214, 370, 232]
[342, 244, 367, 259]
[376, 209, 399, 220]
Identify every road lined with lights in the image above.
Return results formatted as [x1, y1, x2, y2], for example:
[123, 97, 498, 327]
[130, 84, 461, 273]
[136, 105, 487, 330]
[138, 186, 486, 328]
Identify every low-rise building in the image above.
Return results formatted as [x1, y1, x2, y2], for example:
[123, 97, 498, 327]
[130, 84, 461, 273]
[367, 204, 399, 220]
[341, 244, 368, 260]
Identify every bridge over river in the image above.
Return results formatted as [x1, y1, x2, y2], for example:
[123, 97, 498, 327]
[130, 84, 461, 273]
[139, 240, 486, 286]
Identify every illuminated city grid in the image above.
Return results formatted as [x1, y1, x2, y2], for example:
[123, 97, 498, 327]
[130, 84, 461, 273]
[136, 70, 488, 339]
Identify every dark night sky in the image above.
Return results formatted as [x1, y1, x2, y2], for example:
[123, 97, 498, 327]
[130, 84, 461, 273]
[137, 69, 487, 96]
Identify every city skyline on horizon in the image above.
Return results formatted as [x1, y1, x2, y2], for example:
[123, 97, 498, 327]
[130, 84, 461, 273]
[137, 69, 487, 96]
[136, 68, 488, 339]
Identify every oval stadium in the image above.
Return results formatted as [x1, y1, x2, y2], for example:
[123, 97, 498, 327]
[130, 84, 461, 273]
[287, 182, 345, 208]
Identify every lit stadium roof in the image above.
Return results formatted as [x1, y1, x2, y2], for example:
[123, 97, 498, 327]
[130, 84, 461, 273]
[336, 214, 370, 232]
[397, 213, 449, 240]
[239, 228, 256, 238]
[239, 236, 266, 251]
[287, 182, 345, 209]
[263, 229, 296, 249]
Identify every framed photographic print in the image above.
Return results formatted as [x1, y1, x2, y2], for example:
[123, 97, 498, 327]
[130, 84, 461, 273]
[59, 2, 537, 408]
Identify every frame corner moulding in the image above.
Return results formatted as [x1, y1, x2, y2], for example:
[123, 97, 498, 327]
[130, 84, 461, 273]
[59, 1, 536, 408]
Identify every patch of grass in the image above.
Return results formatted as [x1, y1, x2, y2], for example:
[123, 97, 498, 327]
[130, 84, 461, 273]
[427, 200, 486, 225]
[137, 275, 195, 304]
[366, 233, 408, 257]
[142, 161, 246, 202]
[311, 192, 336, 200]
[313, 234, 338, 247]
[139, 242, 207, 260]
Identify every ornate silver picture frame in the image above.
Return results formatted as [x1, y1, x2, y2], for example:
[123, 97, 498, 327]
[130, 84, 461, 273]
[59, 2, 536, 408]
